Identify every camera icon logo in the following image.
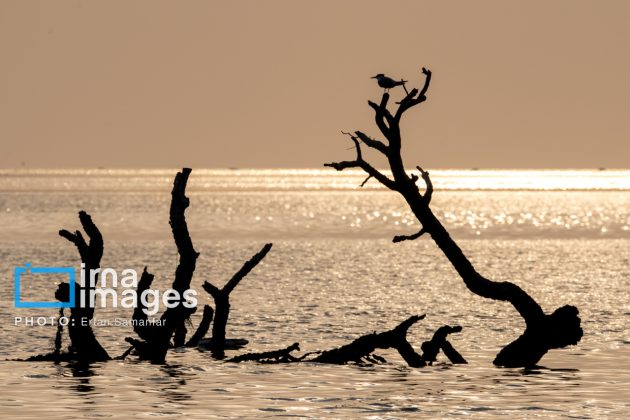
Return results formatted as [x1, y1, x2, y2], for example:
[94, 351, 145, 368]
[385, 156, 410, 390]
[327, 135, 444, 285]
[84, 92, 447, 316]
[14, 263, 76, 308]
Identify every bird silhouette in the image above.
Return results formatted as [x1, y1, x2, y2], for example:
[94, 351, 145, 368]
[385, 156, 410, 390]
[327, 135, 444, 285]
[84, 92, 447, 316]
[371, 74, 407, 92]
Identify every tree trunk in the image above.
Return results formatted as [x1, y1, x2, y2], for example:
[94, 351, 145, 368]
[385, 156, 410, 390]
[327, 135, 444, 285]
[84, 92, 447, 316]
[56, 211, 110, 362]
[202, 243, 272, 359]
[125, 168, 199, 363]
[325, 68, 583, 367]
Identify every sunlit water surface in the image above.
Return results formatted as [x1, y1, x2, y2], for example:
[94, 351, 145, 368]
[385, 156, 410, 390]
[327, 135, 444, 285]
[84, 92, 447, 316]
[0, 169, 629, 418]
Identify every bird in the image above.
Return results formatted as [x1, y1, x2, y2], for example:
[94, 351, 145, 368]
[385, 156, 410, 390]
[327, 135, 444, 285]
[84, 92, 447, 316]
[371, 74, 407, 92]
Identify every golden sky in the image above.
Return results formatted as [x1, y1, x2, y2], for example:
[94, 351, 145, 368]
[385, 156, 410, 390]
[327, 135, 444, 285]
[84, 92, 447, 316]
[0, 1, 628, 169]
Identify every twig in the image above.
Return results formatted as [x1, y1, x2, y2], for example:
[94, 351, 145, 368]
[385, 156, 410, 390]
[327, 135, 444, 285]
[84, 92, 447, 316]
[392, 228, 426, 243]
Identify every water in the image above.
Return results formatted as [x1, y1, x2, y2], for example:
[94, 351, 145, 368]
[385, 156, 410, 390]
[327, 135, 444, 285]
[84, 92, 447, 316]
[0, 169, 629, 418]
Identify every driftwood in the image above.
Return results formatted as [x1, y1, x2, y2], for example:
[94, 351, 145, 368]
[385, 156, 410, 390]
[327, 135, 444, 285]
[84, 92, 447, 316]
[227, 316, 467, 367]
[201, 243, 272, 359]
[310, 315, 427, 366]
[420, 325, 467, 365]
[325, 68, 583, 367]
[185, 305, 214, 348]
[227, 343, 301, 363]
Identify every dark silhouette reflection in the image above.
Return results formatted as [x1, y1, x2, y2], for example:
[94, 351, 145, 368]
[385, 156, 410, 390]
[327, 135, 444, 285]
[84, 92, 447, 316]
[325, 67, 583, 368]
[156, 364, 193, 403]
[60, 361, 97, 395]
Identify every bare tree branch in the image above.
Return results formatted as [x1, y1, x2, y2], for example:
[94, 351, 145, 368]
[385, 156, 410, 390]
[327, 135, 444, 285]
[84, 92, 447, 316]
[202, 243, 273, 358]
[311, 315, 427, 367]
[324, 133, 398, 191]
[416, 166, 433, 204]
[355, 131, 388, 154]
[128, 168, 200, 363]
[227, 343, 301, 363]
[78, 210, 103, 253]
[202, 281, 221, 298]
[59, 229, 88, 261]
[56, 211, 109, 362]
[223, 243, 272, 295]
[185, 305, 214, 348]
[393, 68, 432, 121]
[368, 94, 394, 136]
[360, 174, 373, 188]
[392, 228, 426, 243]
[419, 67, 432, 98]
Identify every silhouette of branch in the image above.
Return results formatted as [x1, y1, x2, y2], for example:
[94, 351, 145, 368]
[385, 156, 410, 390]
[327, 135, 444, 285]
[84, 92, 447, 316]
[394, 68, 431, 121]
[392, 228, 426, 243]
[56, 211, 110, 362]
[130, 267, 162, 343]
[58, 230, 88, 261]
[324, 133, 397, 191]
[126, 168, 200, 363]
[202, 282, 220, 298]
[185, 305, 214, 348]
[224, 243, 272, 295]
[360, 174, 373, 187]
[116, 346, 135, 361]
[170, 168, 200, 291]
[417, 166, 433, 204]
[420, 325, 467, 364]
[325, 67, 583, 368]
[419, 67, 432, 98]
[225, 316, 452, 368]
[355, 131, 388, 154]
[310, 315, 427, 367]
[226, 343, 301, 363]
[202, 243, 273, 358]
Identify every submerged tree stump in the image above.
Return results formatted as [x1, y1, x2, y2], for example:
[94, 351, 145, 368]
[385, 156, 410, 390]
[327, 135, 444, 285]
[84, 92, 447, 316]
[55, 211, 110, 362]
[125, 168, 202, 363]
[125, 168, 272, 363]
[202, 243, 272, 359]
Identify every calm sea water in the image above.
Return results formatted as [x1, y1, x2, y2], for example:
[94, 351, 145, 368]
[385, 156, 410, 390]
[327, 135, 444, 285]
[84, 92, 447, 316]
[0, 169, 629, 418]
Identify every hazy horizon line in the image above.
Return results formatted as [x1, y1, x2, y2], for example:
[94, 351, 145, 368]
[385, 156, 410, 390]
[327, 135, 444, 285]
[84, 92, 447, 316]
[1, 166, 629, 171]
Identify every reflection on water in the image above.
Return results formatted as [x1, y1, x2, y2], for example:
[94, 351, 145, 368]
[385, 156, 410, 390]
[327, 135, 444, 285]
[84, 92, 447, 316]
[1, 239, 628, 418]
[0, 170, 629, 418]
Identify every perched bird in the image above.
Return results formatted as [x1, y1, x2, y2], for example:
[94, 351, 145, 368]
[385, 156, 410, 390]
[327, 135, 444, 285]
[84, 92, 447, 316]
[371, 74, 407, 92]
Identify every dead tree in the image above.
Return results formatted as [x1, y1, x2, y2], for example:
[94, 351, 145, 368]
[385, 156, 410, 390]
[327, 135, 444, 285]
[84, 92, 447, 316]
[202, 243, 273, 359]
[227, 316, 466, 367]
[420, 325, 467, 365]
[125, 168, 267, 363]
[125, 168, 202, 363]
[227, 343, 301, 363]
[185, 305, 214, 348]
[310, 315, 427, 366]
[325, 68, 583, 368]
[55, 211, 110, 362]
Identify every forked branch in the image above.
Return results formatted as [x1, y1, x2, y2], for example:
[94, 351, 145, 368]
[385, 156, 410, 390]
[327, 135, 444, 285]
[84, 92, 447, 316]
[202, 243, 273, 358]
[324, 132, 397, 190]
[325, 66, 583, 368]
